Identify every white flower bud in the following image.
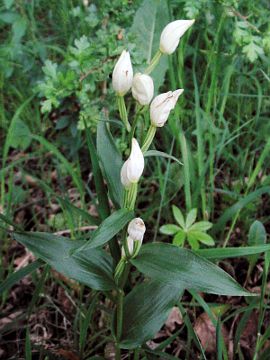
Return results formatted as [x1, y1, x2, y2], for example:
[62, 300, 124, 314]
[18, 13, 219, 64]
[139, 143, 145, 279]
[128, 217, 146, 242]
[132, 73, 154, 105]
[122, 218, 146, 257]
[150, 89, 184, 127]
[112, 50, 133, 96]
[159, 20, 195, 55]
[121, 138, 144, 188]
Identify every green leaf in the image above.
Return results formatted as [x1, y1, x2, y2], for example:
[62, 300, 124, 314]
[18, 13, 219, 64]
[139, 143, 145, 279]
[172, 205, 185, 228]
[213, 187, 270, 234]
[120, 280, 182, 349]
[144, 150, 183, 166]
[75, 209, 134, 251]
[84, 124, 110, 220]
[42, 60, 58, 79]
[160, 224, 180, 235]
[0, 259, 43, 295]
[4, 0, 15, 9]
[187, 232, 200, 250]
[0, 11, 20, 24]
[97, 121, 123, 207]
[131, 0, 169, 91]
[173, 230, 186, 246]
[247, 220, 267, 272]
[243, 41, 264, 62]
[13, 232, 115, 291]
[248, 221, 266, 246]
[186, 208, 197, 228]
[58, 197, 99, 226]
[189, 221, 213, 232]
[196, 244, 270, 259]
[12, 17, 27, 43]
[131, 243, 251, 296]
[7, 118, 31, 150]
[189, 231, 215, 246]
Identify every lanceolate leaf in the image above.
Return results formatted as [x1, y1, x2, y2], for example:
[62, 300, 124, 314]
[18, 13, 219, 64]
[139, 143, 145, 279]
[13, 232, 115, 291]
[120, 280, 182, 349]
[196, 244, 270, 259]
[0, 259, 44, 295]
[131, 243, 251, 296]
[131, 0, 169, 91]
[76, 209, 134, 251]
[97, 121, 123, 207]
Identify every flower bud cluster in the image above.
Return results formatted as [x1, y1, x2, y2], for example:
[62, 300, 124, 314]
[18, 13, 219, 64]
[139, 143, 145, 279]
[123, 218, 146, 258]
[112, 19, 194, 261]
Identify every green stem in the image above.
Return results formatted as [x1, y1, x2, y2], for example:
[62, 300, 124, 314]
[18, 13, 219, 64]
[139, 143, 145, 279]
[117, 96, 131, 132]
[129, 104, 144, 143]
[134, 348, 140, 360]
[141, 125, 156, 153]
[123, 183, 138, 211]
[145, 50, 163, 74]
[179, 131, 192, 211]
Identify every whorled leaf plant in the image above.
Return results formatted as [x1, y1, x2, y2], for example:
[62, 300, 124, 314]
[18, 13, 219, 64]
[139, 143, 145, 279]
[4, 17, 255, 359]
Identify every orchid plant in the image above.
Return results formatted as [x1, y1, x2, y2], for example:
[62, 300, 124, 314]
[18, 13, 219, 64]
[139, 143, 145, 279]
[6, 18, 253, 359]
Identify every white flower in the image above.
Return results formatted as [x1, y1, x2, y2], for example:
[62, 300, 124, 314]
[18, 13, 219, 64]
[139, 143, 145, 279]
[112, 50, 133, 96]
[121, 138, 144, 188]
[123, 218, 146, 257]
[150, 89, 184, 127]
[128, 218, 146, 242]
[132, 73, 154, 105]
[159, 20, 195, 55]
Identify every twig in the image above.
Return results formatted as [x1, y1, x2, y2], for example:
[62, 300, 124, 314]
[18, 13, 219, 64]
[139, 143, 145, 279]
[54, 225, 97, 236]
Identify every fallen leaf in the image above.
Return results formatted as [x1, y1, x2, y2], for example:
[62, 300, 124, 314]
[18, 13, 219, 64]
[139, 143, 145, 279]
[55, 349, 80, 360]
[194, 313, 229, 353]
[165, 306, 183, 332]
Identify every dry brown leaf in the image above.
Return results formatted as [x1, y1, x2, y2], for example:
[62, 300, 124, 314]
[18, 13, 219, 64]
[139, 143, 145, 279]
[55, 349, 80, 360]
[240, 311, 258, 353]
[165, 306, 183, 332]
[194, 312, 229, 353]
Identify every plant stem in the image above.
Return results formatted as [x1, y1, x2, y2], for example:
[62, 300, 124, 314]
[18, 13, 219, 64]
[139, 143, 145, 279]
[115, 288, 124, 359]
[145, 50, 162, 74]
[141, 125, 156, 153]
[117, 96, 131, 132]
[179, 131, 192, 211]
[123, 183, 137, 211]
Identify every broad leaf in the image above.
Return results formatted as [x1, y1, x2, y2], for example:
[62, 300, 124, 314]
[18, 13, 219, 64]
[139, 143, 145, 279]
[131, 243, 251, 296]
[247, 220, 267, 271]
[131, 0, 169, 91]
[13, 232, 115, 291]
[160, 224, 180, 235]
[76, 209, 134, 251]
[97, 121, 123, 207]
[120, 280, 182, 349]
[248, 220, 266, 246]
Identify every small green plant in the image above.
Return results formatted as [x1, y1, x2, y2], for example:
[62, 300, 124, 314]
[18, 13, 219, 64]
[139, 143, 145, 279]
[160, 206, 215, 249]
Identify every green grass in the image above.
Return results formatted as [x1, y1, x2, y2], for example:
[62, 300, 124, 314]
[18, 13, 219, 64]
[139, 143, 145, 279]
[0, 0, 269, 358]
